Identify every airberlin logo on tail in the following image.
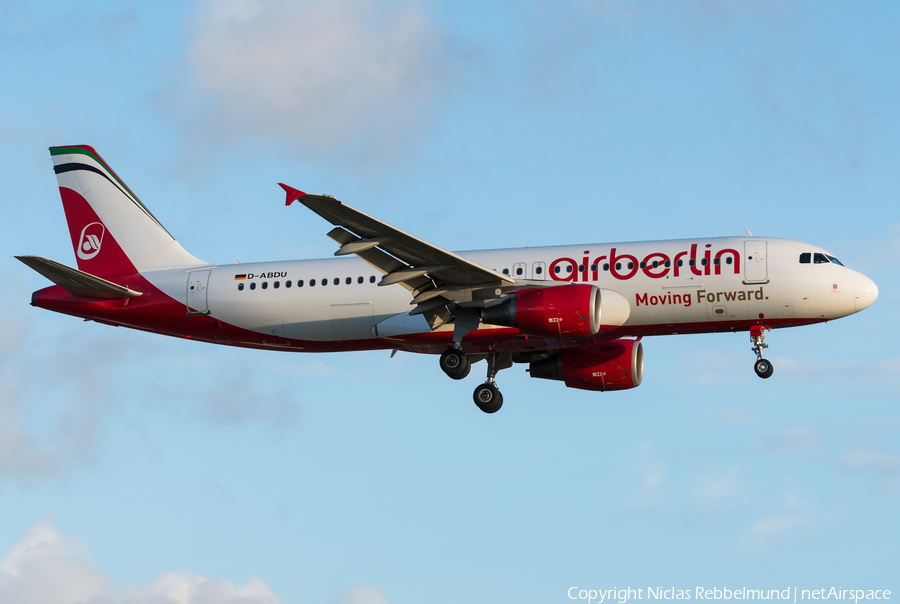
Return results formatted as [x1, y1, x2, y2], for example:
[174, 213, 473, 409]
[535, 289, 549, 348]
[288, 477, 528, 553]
[77, 222, 105, 260]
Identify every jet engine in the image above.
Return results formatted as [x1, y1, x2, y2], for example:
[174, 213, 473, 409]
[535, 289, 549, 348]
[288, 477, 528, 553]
[481, 284, 601, 339]
[528, 339, 643, 391]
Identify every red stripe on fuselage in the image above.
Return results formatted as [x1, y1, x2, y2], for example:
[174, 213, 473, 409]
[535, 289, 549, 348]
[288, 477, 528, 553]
[30, 281, 828, 355]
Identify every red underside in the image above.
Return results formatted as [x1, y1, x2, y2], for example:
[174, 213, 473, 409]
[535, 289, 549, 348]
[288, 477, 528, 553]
[31, 281, 828, 355]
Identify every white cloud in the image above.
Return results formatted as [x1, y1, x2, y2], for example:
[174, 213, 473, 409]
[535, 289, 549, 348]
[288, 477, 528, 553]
[344, 587, 392, 604]
[694, 466, 741, 508]
[758, 427, 821, 453]
[838, 448, 900, 495]
[184, 0, 462, 160]
[716, 408, 757, 425]
[0, 518, 279, 604]
[745, 488, 820, 550]
[838, 449, 900, 475]
[0, 305, 120, 478]
[627, 442, 668, 508]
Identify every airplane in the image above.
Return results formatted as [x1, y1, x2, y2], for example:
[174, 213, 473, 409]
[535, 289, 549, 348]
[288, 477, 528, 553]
[18, 145, 879, 413]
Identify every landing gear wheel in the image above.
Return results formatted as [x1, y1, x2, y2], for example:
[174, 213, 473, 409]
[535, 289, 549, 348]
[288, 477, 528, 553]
[440, 348, 470, 380]
[473, 383, 503, 414]
[754, 358, 774, 379]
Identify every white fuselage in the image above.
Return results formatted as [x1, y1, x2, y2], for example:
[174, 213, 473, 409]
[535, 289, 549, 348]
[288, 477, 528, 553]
[140, 236, 877, 350]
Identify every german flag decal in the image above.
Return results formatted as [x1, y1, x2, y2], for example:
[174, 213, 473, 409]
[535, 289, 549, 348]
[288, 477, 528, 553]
[234, 274, 247, 280]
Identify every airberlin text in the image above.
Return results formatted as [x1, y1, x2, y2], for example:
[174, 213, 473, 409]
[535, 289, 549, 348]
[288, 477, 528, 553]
[566, 587, 890, 604]
[635, 288, 768, 308]
[549, 243, 741, 283]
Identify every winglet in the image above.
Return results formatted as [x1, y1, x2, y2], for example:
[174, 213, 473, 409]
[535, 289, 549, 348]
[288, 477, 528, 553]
[279, 183, 306, 206]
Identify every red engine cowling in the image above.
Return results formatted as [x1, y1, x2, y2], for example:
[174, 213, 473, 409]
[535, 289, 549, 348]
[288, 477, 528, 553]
[481, 284, 601, 339]
[529, 339, 644, 391]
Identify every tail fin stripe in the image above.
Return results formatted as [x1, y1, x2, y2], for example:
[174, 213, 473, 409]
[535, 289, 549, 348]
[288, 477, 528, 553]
[52, 160, 173, 239]
[51, 146, 142, 203]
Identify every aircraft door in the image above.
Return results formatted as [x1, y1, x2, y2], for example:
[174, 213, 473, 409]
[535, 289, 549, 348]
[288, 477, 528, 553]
[512, 262, 527, 279]
[187, 270, 210, 315]
[744, 240, 768, 283]
[532, 261, 547, 280]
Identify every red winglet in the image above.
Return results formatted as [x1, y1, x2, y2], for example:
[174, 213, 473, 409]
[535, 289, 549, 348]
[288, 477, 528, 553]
[279, 183, 306, 206]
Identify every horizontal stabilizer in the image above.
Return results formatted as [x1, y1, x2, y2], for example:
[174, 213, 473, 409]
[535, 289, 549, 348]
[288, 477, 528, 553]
[16, 255, 143, 299]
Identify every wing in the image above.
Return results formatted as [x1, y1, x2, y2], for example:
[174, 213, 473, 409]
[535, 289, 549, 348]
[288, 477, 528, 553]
[281, 185, 522, 320]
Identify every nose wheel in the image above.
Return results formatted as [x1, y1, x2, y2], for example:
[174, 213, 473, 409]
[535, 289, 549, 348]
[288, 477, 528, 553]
[750, 326, 773, 379]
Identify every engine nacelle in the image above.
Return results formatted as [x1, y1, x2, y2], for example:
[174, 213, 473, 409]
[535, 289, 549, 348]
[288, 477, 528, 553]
[529, 339, 644, 391]
[481, 284, 601, 339]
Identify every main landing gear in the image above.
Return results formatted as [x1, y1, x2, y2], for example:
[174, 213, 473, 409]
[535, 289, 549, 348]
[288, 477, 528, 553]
[439, 347, 511, 413]
[751, 325, 774, 379]
[439, 348, 470, 380]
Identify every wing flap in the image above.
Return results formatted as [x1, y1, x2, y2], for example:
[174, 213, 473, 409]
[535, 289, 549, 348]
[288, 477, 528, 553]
[16, 255, 143, 299]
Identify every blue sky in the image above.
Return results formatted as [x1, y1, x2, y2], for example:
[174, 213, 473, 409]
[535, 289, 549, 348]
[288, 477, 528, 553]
[1, 1, 898, 603]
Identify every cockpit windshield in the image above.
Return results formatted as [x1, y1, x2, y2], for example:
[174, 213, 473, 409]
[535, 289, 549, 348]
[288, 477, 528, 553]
[800, 252, 844, 266]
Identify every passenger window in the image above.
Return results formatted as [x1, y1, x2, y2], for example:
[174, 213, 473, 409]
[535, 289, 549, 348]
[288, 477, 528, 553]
[535, 266, 543, 275]
[345, 277, 351, 285]
[358, 276, 363, 284]
[713, 258, 719, 265]
[800, 253, 811, 264]
[274, 281, 280, 288]
[298, 280, 304, 287]
[689, 259, 695, 266]
[603, 263, 609, 271]
[701, 259, 707, 266]
[627, 262, 633, 269]
[653, 261, 659, 268]
[516, 267, 523, 275]
[814, 253, 829, 264]
[640, 262, 646, 269]
[286, 280, 292, 288]
[664, 260, 670, 268]
[725, 257, 732, 265]
[250, 282, 256, 290]
[590, 264, 597, 272]
[615, 263, 621, 270]
[262, 282, 268, 289]
[579, 265, 585, 272]
[322, 278, 328, 286]
[567, 265, 573, 273]
[310, 279, 316, 286]
[238, 283, 244, 291]
[502, 268, 509, 275]
[554, 266, 561, 274]
[370, 276, 376, 283]
[677, 259, 683, 267]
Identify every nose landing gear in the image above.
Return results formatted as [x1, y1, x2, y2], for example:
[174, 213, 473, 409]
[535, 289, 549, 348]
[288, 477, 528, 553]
[751, 326, 773, 379]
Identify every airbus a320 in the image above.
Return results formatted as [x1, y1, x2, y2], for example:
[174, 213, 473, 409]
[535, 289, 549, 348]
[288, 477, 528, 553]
[18, 146, 879, 413]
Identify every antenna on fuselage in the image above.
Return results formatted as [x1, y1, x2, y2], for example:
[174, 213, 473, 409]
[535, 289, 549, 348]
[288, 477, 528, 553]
[745, 228, 753, 237]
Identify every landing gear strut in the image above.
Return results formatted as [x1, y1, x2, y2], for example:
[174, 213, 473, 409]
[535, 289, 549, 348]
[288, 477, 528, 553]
[751, 326, 773, 379]
[473, 352, 512, 414]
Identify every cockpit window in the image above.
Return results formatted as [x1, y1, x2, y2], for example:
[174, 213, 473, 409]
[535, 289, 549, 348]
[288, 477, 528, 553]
[825, 254, 844, 266]
[799, 253, 810, 264]
[813, 253, 830, 264]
